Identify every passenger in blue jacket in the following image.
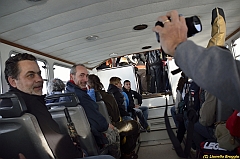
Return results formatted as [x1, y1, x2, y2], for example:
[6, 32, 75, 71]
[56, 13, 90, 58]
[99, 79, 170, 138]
[65, 64, 114, 145]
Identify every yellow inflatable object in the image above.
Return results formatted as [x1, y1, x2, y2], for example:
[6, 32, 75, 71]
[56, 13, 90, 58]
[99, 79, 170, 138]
[207, 7, 226, 48]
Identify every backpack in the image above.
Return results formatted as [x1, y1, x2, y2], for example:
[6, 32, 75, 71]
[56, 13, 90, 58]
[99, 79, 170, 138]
[168, 80, 199, 158]
[104, 127, 121, 159]
[215, 123, 240, 151]
[176, 81, 200, 120]
[215, 110, 240, 152]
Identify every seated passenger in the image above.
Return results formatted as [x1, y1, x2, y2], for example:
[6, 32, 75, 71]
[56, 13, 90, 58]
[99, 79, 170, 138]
[65, 64, 119, 157]
[193, 91, 233, 151]
[2, 53, 114, 159]
[107, 77, 133, 121]
[170, 72, 187, 128]
[122, 80, 150, 132]
[47, 78, 65, 95]
[46, 78, 65, 105]
[87, 74, 140, 159]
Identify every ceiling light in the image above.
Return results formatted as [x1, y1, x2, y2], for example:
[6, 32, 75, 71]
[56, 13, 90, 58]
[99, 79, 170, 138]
[133, 24, 148, 31]
[142, 46, 152, 50]
[26, 0, 48, 4]
[86, 35, 99, 41]
[109, 53, 118, 57]
[28, 0, 42, 1]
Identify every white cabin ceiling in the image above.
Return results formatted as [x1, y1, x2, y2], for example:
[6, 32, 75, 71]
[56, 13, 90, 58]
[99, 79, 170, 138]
[0, 0, 240, 68]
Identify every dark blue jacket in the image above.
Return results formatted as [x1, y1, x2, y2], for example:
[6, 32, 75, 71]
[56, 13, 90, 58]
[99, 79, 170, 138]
[65, 81, 109, 144]
[107, 84, 130, 117]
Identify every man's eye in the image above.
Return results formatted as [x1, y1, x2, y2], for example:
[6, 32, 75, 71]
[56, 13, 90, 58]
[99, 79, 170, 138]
[28, 74, 34, 78]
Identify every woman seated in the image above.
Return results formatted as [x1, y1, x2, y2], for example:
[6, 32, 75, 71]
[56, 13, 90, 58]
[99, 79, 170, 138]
[46, 78, 65, 106]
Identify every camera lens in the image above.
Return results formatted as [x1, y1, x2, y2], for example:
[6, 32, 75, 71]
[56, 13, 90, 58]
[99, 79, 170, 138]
[185, 16, 202, 37]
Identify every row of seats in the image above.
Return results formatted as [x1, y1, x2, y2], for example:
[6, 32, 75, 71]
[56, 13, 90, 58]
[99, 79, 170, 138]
[0, 92, 55, 158]
[0, 92, 112, 158]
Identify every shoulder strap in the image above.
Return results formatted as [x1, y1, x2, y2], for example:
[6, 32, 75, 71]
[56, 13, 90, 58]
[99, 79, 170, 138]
[164, 80, 198, 158]
[164, 98, 186, 158]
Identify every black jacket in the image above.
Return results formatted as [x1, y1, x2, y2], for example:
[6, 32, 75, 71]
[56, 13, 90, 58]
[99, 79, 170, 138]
[99, 90, 121, 124]
[7, 87, 82, 159]
[145, 49, 162, 66]
[107, 84, 129, 117]
[122, 87, 143, 112]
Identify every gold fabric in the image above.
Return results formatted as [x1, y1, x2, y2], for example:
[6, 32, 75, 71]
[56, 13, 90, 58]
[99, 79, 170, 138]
[200, 7, 227, 127]
[207, 7, 226, 48]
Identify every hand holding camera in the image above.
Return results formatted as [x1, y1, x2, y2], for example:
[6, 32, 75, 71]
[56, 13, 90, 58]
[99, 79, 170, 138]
[153, 10, 202, 57]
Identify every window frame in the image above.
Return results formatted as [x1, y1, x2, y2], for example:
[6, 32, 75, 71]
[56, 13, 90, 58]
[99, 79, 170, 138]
[52, 62, 71, 84]
[0, 53, 2, 94]
[37, 59, 49, 95]
[231, 37, 240, 60]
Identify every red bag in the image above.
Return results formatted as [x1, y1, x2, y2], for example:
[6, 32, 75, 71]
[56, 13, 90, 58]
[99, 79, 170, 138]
[226, 110, 240, 138]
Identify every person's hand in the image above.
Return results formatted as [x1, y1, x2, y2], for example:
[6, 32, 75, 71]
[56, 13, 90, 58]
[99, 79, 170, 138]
[153, 10, 188, 57]
[135, 105, 140, 108]
[109, 123, 115, 130]
[18, 153, 26, 159]
[167, 56, 173, 61]
[86, 84, 90, 90]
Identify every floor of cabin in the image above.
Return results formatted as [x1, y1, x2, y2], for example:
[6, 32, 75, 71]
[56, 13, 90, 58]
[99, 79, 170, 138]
[137, 130, 186, 159]
[135, 93, 195, 159]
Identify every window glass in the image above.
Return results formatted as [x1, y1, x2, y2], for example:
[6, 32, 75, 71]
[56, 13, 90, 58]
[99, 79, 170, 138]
[0, 53, 2, 94]
[37, 60, 48, 95]
[53, 64, 71, 83]
[233, 37, 240, 61]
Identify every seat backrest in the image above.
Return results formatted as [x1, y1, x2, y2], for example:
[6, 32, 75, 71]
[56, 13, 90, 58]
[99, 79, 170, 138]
[95, 91, 111, 123]
[46, 93, 100, 156]
[216, 99, 234, 122]
[0, 92, 54, 159]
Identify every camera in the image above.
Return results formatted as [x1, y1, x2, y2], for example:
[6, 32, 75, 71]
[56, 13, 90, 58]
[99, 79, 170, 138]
[155, 15, 202, 43]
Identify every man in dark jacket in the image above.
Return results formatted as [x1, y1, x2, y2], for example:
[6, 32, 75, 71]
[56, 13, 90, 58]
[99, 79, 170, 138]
[2, 53, 113, 159]
[145, 49, 164, 93]
[66, 64, 114, 145]
[107, 77, 132, 121]
[122, 80, 150, 132]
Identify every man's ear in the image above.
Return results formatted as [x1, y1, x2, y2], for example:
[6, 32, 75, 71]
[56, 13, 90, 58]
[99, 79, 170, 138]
[8, 76, 17, 87]
[70, 74, 74, 81]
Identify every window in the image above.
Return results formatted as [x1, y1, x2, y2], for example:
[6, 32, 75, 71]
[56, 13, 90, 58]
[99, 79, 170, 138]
[37, 60, 48, 94]
[53, 64, 71, 84]
[232, 37, 240, 61]
[0, 53, 2, 94]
